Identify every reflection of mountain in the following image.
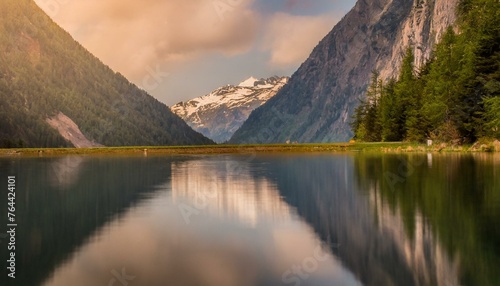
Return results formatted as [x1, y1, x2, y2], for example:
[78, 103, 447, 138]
[0, 157, 173, 286]
[48, 156, 85, 189]
[353, 153, 500, 286]
[43, 156, 362, 286]
[369, 188, 460, 286]
[170, 157, 291, 226]
[4, 154, 498, 286]
[254, 154, 461, 286]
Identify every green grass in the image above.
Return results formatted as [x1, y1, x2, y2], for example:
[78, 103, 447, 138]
[1, 141, 496, 157]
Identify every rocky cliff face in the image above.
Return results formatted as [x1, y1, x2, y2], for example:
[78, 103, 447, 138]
[171, 76, 288, 143]
[379, 0, 459, 80]
[230, 0, 459, 143]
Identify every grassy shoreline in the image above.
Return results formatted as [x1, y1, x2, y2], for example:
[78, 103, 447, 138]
[1, 141, 499, 157]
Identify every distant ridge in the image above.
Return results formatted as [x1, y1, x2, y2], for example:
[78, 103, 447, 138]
[171, 76, 288, 143]
[0, 0, 213, 147]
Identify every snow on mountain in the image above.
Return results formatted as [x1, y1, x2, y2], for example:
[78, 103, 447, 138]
[171, 76, 289, 143]
[238, 76, 259, 87]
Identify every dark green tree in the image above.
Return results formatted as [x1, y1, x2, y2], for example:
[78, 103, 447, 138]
[380, 79, 400, 141]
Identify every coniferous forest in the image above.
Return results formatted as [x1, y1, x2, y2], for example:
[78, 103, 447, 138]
[352, 0, 499, 143]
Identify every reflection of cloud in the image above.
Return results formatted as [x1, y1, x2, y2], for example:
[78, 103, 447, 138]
[35, 0, 258, 81]
[43, 158, 361, 286]
[43, 193, 263, 286]
[262, 12, 342, 68]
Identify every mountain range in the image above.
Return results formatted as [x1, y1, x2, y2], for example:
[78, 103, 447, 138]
[230, 0, 459, 143]
[171, 76, 288, 143]
[0, 0, 213, 148]
[1, 0, 487, 147]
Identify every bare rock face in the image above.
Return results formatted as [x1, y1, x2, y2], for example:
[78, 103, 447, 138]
[47, 112, 104, 148]
[379, 0, 459, 80]
[230, 0, 459, 143]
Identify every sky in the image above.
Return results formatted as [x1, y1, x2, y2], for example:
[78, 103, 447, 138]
[34, 0, 356, 106]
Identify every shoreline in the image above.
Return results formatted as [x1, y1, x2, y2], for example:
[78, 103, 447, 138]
[1, 142, 499, 157]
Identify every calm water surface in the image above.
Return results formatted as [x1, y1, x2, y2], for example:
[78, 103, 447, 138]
[0, 153, 499, 286]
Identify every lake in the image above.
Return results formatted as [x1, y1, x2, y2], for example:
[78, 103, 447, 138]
[0, 153, 499, 286]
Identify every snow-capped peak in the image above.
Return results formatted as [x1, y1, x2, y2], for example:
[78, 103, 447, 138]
[238, 76, 259, 87]
[171, 76, 289, 143]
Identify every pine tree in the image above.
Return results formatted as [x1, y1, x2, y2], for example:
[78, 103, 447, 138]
[380, 79, 400, 141]
[351, 100, 367, 141]
[393, 47, 417, 140]
[420, 27, 462, 141]
[349, 0, 500, 143]
[364, 71, 383, 141]
[484, 97, 500, 138]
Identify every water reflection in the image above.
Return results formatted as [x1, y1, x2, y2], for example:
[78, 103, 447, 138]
[369, 188, 460, 286]
[353, 153, 500, 285]
[48, 156, 86, 189]
[43, 156, 360, 286]
[171, 158, 292, 226]
[249, 154, 498, 286]
[0, 156, 172, 286]
[0, 153, 498, 286]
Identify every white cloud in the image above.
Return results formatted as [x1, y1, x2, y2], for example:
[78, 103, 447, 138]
[33, 0, 351, 103]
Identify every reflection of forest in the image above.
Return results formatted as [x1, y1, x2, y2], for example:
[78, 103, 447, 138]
[255, 154, 494, 286]
[369, 187, 460, 286]
[43, 156, 362, 286]
[0, 157, 173, 286]
[0, 154, 497, 286]
[353, 153, 500, 286]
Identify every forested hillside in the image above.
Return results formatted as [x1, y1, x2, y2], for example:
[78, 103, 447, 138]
[352, 0, 499, 143]
[0, 0, 213, 147]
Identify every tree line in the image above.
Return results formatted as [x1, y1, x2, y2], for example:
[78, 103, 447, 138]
[352, 0, 499, 143]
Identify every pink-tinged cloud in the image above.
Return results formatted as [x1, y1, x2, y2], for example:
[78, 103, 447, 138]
[35, 0, 258, 81]
[262, 12, 342, 68]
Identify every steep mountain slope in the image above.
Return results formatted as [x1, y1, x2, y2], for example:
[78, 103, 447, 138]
[230, 0, 458, 143]
[0, 0, 213, 147]
[171, 76, 288, 143]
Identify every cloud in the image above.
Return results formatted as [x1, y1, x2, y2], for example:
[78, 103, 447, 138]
[33, 0, 354, 103]
[35, 0, 259, 81]
[262, 12, 341, 68]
